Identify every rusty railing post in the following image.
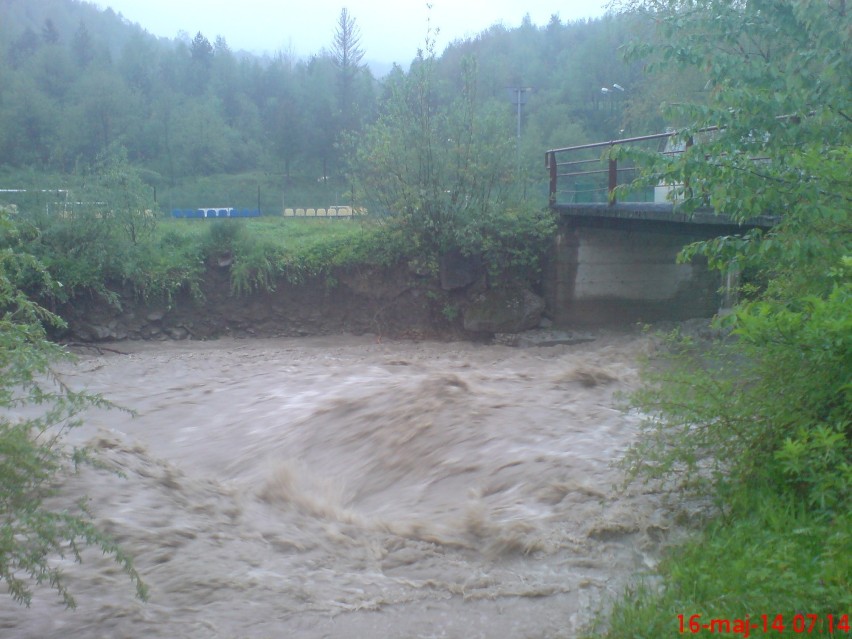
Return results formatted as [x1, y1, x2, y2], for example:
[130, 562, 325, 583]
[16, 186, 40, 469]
[547, 151, 558, 206]
[608, 153, 618, 205]
[684, 135, 694, 200]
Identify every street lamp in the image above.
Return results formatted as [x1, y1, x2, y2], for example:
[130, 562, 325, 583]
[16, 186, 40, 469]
[601, 84, 626, 119]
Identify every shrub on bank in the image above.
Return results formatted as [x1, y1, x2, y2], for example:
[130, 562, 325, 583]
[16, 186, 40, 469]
[583, 265, 850, 639]
[0, 205, 147, 607]
[9, 197, 554, 309]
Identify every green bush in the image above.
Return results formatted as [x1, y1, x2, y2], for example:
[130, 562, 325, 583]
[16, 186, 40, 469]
[593, 282, 850, 638]
[456, 203, 556, 284]
[224, 218, 414, 294]
[204, 219, 247, 256]
[230, 232, 286, 294]
[586, 1, 851, 635]
[120, 229, 206, 303]
[625, 273, 851, 516]
[0, 206, 146, 607]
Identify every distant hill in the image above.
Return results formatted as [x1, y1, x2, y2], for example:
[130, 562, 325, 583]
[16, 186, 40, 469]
[0, 0, 690, 194]
[0, 0, 165, 58]
[0, 0, 393, 74]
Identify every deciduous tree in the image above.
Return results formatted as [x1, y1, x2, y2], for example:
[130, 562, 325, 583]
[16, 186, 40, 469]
[619, 0, 851, 514]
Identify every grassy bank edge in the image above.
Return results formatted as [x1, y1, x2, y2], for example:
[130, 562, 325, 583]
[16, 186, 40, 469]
[581, 488, 850, 639]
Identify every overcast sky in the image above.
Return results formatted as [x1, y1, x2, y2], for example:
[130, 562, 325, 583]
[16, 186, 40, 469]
[100, 0, 610, 66]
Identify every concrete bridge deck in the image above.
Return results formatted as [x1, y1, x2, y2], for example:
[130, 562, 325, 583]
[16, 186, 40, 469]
[551, 202, 776, 232]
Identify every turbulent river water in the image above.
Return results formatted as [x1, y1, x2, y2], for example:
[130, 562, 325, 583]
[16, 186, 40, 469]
[2, 332, 676, 639]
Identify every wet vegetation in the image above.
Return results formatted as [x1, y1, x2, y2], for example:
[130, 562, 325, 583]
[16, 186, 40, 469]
[582, 1, 851, 636]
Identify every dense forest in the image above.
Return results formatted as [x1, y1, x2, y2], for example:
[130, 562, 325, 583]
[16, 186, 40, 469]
[0, 0, 687, 210]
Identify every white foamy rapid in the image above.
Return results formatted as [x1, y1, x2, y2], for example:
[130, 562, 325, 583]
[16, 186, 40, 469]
[1, 333, 673, 638]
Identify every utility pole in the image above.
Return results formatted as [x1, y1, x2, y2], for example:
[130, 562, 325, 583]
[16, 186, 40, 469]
[507, 87, 532, 182]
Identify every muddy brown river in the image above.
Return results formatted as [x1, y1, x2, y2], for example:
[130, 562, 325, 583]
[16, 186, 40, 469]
[1, 332, 675, 638]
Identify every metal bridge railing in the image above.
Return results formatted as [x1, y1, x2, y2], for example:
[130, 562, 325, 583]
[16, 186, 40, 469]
[545, 131, 691, 207]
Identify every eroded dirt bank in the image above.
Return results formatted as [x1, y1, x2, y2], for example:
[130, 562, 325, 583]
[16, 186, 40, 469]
[1, 332, 676, 639]
[56, 264, 474, 343]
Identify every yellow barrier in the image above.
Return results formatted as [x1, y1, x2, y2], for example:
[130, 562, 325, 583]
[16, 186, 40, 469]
[280, 206, 365, 218]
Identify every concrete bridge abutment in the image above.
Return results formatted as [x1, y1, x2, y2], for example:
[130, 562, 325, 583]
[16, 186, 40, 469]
[543, 210, 743, 328]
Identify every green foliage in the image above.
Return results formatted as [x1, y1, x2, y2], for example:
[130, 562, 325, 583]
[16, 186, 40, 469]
[352, 45, 513, 248]
[617, 0, 850, 290]
[350, 40, 555, 284]
[157, 172, 308, 214]
[119, 229, 205, 303]
[1, 0, 700, 195]
[441, 304, 460, 322]
[617, 0, 851, 506]
[4, 185, 417, 305]
[3, 175, 201, 306]
[1, 152, 165, 304]
[17, 209, 119, 305]
[591, 2, 851, 637]
[583, 492, 851, 639]
[89, 145, 158, 245]
[0, 206, 146, 608]
[617, 0, 852, 510]
[456, 202, 556, 283]
[225, 218, 413, 293]
[226, 226, 285, 295]
[204, 218, 247, 256]
[626, 274, 851, 513]
[332, 8, 367, 135]
[0, 0, 685, 196]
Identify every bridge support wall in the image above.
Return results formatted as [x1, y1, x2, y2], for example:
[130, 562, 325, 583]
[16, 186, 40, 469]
[543, 217, 723, 327]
